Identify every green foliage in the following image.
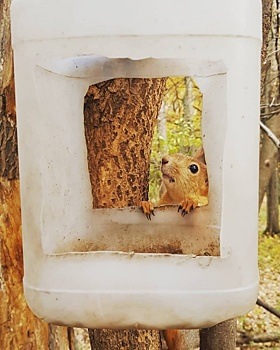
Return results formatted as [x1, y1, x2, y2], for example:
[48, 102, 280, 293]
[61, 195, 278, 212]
[258, 233, 280, 272]
[163, 77, 203, 153]
[258, 201, 280, 272]
[149, 76, 203, 202]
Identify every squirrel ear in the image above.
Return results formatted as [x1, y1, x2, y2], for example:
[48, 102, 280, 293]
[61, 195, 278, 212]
[193, 147, 206, 164]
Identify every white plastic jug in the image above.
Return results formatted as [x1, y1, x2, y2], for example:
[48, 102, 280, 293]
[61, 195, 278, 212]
[11, 0, 261, 328]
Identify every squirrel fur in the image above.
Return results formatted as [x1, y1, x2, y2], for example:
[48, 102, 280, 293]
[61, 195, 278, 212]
[141, 148, 208, 350]
[141, 147, 208, 219]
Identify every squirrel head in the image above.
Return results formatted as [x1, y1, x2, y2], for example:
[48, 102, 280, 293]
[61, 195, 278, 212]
[160, 148, 208, 204]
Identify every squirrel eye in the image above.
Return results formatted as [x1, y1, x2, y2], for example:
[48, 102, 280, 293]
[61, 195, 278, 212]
[189, 164, 199, 174]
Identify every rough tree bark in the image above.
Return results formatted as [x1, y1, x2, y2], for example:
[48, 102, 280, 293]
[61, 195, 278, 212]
[84, 77, 166, 349]
[200, 320, 237, 350]
[259, 0, 278, 210]
[0, 1, 49, 348]
[0, 1, 75, 348]
[48, 325, 76, 350]
[266, 166, 279, 234]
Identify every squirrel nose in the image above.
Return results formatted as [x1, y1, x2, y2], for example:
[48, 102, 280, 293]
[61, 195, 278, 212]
[162, 157, 169, 165]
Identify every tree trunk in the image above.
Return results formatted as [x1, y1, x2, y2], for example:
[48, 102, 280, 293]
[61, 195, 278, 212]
[0, 180, 49, 349]
[259, 117, 279, 209]
[200, 319, 237, 350]
[0, 1, 75, 348]
[84, 77, 166, 349]
[266, 164, 280, 234]
[48, 325, 76, 350]
[259, 0, 278, 209]
[260, 0, 274, 93]
[89, 329, 161, 350]
[0, 1, 49, 349]
[157, 102, 168, 156]
[259, 0, 280, 238]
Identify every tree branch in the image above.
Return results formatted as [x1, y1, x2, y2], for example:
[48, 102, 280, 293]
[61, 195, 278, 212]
[237, 330, 280, 345]
[257, 298, 280, 319]
[260, 108, 280, 117]
[260, 120, 280, 148]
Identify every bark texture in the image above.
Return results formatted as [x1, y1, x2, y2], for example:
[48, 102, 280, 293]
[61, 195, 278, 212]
[259, 115, 280, 208]
[84, 78, 166, 208]
[89, 329, 162, 350]
[261, 0, 273, 94]
[259, 0, 277, 209]
[0, 180, 49, 349]
[266, 166, 279, 234]
[200, 319, 237, 350]
[0, 1, 49, 348]
[48, 325, 76, 350]
[1, 1, 74, 348]
[84, 77, 166, 349]
[0, 0, 18, 179]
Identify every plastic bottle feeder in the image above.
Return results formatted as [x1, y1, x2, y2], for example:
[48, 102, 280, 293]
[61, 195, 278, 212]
[11, 0, 261, 328]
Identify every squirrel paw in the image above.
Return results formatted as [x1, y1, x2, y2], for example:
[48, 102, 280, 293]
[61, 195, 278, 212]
[178, 199, 198, 216]
[140, 201, 155, 220]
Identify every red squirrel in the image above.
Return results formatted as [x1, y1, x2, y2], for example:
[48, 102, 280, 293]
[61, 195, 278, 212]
[141, 147, 208, 219]
[141, 147, 208, 350]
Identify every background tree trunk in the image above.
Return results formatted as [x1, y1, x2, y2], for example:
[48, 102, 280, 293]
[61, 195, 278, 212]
[259, 116, 280, 210]
[84, 77, 166, 349]
[0, 1, 49, 348]
[259, 0, 279, 210]
[0, 1, 76, 348]
[48, 325, 75, 350]
[157, 103, 168, 156]
[266, 166, 279, 234]
[0, 180, 49, 349]
[200, 319, 237, 350]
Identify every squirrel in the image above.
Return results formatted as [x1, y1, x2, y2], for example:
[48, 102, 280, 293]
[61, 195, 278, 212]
[141, 147, 208, 219]
[141, 147, 208, 350]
